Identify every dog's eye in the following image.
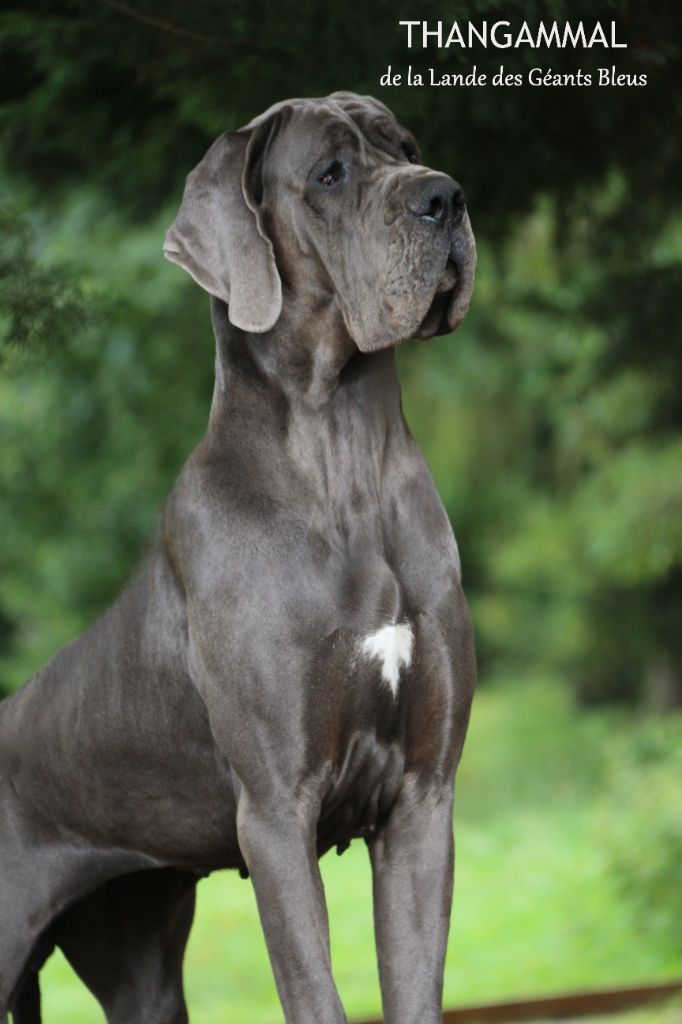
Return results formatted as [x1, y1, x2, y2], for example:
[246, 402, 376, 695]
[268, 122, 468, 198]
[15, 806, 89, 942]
[319, 161, 345, 187]
[401, 141, 419, 164]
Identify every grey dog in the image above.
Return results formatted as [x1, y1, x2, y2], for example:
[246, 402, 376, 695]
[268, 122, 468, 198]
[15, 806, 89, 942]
[0, 91, 477, 1024]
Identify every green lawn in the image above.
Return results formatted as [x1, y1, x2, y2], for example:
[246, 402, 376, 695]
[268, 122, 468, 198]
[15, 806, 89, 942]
[39, 681, 682, 1022]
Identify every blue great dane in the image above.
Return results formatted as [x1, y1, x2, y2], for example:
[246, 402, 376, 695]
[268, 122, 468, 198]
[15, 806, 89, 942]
[0, 92, 476, 1024]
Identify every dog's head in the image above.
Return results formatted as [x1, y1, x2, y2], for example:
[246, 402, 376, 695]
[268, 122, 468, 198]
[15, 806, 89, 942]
[164, 92, 476, 352]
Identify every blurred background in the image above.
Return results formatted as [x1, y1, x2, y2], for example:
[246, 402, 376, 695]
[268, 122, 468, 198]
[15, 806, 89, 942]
[1, 0, 681, 1021]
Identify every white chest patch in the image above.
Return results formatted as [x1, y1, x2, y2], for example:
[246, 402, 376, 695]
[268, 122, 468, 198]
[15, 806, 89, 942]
[358, 622, 414, 697]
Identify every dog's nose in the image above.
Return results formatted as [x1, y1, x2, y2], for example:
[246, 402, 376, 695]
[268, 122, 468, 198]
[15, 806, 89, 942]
[406, 175, 465, 228]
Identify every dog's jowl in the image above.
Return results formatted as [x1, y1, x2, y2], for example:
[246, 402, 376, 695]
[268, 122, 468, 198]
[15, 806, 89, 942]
[0, 92, 477, 1024]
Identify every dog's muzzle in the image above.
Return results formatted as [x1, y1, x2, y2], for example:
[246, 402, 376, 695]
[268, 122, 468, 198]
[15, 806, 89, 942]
[415, 212, 477, 340]
[445, 212, 477, 333]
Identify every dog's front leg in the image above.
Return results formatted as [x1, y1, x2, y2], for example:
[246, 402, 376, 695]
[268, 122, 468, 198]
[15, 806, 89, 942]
[237, 790, 347, 1024]
[368, 775, 456, 1024]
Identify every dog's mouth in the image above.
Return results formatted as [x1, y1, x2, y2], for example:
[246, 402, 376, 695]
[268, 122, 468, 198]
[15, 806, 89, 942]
[414, 260, 459, 340]
[415, 215, 477, 341]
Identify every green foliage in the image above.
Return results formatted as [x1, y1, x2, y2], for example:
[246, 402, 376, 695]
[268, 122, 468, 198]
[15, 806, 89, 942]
[0, 203, 89, 359]
[0, 193, 212, 690]
[598, 715, 682, 953]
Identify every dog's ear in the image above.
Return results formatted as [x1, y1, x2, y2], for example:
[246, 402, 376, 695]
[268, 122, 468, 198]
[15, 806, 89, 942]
[163, 120, 282, 333]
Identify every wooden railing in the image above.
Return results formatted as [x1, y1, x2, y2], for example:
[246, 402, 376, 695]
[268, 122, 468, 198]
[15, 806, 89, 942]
[351, 980, 682, 1024]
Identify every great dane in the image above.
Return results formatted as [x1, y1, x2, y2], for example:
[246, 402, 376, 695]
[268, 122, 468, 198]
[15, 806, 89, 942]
[0, 91, 476, 1023]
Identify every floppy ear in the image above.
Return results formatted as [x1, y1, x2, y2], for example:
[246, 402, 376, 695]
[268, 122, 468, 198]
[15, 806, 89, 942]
[163, 122, 282, 333]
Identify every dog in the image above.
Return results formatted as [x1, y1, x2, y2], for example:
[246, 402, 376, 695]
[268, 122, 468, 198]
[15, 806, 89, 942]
[0, 91, 476, 1024]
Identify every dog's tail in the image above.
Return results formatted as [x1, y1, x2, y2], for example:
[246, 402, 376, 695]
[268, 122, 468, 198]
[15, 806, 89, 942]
[10, 972, 41, 1024]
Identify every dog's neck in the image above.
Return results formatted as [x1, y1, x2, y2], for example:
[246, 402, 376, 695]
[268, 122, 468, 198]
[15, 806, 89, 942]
[208, 297, 403, 418]
[205, 299, 410, 503]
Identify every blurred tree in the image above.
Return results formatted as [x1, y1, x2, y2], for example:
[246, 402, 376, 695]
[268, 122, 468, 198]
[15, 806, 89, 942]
[0, 0, 680, 703]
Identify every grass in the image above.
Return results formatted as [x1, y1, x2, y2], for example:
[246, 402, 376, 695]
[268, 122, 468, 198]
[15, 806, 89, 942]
[39, 680, 682, 1022]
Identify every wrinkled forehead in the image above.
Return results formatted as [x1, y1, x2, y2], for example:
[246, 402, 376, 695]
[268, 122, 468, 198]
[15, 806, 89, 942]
[245, 93, 417, 169]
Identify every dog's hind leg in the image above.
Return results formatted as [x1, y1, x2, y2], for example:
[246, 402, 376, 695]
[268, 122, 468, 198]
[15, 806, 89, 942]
[8, 972, 40, 1024]
[0, 790, 165, 1020]
[53, 868, 197, 1024]
[0, 804, 105, 1016]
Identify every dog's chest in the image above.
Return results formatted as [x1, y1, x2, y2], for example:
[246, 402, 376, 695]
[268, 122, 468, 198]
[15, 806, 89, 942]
[311, 546, 416, 693]
[293, 486, 464, 745]
[355, 620, 414, 697]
